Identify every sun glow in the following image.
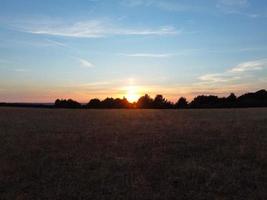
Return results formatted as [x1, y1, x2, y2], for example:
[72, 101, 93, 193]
[125, 86, 140, 103]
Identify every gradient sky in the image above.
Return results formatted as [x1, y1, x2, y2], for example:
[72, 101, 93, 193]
[0, 0, 267, 102]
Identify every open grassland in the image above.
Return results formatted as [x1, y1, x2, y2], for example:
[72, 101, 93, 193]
[0, 108, 266, 199]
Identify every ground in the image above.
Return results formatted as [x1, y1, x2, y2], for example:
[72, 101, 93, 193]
[0, 108, 266, 199]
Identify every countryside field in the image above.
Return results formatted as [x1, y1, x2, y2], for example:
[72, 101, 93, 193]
[0, 107, 266, 199]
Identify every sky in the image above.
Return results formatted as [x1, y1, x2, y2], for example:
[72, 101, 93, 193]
[0, 0, 267, 102]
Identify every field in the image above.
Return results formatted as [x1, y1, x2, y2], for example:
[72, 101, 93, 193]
[0, 108, 266, 199]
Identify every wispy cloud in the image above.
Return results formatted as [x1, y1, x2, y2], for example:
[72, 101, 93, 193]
[79, 81, 110, 87]
[238, 47, 267, 52]
[117, 26, 180, 36]
[199, 73, 241, 83]
[45, 39, 67, 47]
[14, 68, 29, 72]
[199, 58, 267, 84]
[216, 0, 248, 13]
[77, 58, 94, 68]
[118, 49, 202, 58]
[15, 20, 180, 38]
[120, 53, 173, 58]
[122, 0, 203, 12]
[217, 0, 248, 8]
[216, 0, 261, 18]
[230, 59, 267, 72]
[123, 0, 262, 18]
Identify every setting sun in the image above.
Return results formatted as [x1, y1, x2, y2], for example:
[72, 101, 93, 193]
[125, 86, 140, 103]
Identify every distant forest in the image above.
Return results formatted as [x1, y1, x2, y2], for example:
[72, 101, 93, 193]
[54, 89, 267, 109]
[1, 89, 267, 109]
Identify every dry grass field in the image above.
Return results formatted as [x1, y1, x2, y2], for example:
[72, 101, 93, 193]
[0, 107, 266, 199]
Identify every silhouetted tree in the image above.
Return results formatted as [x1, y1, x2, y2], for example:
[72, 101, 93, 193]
[97, 97, 131, 108]
[113, 97, 130, 108]
[136, 94, 154, 108]
[153, 94, 173, 108]
[190, 95, 220, 108]
[120, 97, 131, 108]
[225, 93, 237, 108]
[237, 89, 267, 107]
[101, 98, 115, 108]
[175, 97, 188, 109]
[86, 97, 131, 109]
[228, 93, 237, 102]
[55, 99, 81, 108]
[86, 98, 101, 108]
[55, 99, 61, 106]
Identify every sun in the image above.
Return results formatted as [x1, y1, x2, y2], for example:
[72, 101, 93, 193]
[125, 86, 140, 103]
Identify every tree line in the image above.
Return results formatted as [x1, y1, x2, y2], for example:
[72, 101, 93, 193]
[54, 89, 267, 109]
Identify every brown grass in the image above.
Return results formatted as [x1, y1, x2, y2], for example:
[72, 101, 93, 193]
[0, 108, 266, 199]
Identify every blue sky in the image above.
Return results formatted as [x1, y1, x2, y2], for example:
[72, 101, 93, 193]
[0, 0, 267, 102]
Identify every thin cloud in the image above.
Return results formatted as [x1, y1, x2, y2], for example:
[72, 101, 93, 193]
[118, 49, 201, 58]
[230, 59, 267, 72]
[116, 26, 180, 36]
[217, 0, 248, 7]
[216, 0, 248, 12]
[120, 53, 173, 58]
[78, 58, 94, 68]
[238, 47, 267, 52]
[216, 0, 262, 18]
[124, 0, 262, 18]
[78, 81, 110, 87]
[16, 20, 180, 38]
[199, 58, 267, 84]
[0, 38, 67, 48]
[14, 68, 29, 72]
[199, 73, 240, 83]
[122, 0, 203, 12]
[45, 39, 67, 47]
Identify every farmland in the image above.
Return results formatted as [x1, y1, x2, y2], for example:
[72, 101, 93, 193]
[0, 108, 266, 199]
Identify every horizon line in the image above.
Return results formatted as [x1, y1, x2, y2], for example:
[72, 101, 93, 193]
[0, 88, 266, 104]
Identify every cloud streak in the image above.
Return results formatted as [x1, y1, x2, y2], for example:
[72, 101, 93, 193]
[78, 58, 94, 68]
[199, 58, 267, 84]
[16, 20, 180, 38]
[122, 0, 263, 18]
[14, 68, 29, 72]
[118, 49, 202, 58]
[199, 73, 240, 83]
[122, 0, 203, 12]
[120, 53, 173, 58]
[230, 59, 267, 72]
[45, 39, 67, 47]
[217, 0, 248, 7]
[216, 0, 262, 18]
